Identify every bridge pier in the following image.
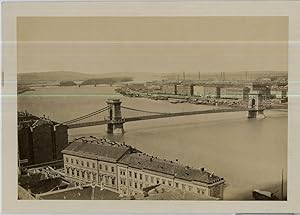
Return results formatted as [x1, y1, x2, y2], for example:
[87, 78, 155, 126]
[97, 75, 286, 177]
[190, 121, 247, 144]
[106, 99, 125, 134]
[247, 91, 266, 119]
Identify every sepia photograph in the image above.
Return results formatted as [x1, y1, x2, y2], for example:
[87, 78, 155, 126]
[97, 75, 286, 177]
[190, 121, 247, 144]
[16, 16, 288, 201]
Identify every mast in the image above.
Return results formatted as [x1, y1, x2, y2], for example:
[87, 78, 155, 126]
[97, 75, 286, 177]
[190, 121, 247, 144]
[281, 168, 284, 200]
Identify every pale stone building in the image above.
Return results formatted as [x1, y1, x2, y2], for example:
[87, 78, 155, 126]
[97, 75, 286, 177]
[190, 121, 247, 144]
[62, 137, 225, 199]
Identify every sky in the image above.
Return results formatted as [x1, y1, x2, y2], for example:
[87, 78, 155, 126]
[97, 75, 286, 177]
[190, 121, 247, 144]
[17, 16, 288, 75]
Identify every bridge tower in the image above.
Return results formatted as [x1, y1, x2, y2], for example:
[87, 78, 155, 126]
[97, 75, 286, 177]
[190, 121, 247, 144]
[247, 90, 266, 119]
[106, 99, 125, 133]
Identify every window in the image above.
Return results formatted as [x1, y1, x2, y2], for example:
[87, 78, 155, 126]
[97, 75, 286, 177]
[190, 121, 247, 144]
[112, 178, 115, 185]
[71, 158, 73, 164]
[81, 161, 84, 166]
[135, 182, 138, 189]
[76, 160, 78, 165]
[182, 184, 186, 190]
[129, 171, 132, 177]
[87, 162, 89, 167]
[139, 183, 143, 190]
[168, 181, 172, 186]
[93, 174, 96, 181]
[134, 172, 137, 179]
[156, 178, 160, 184]
[162, 179, 166, 185]
[197, 188, 200, 194]
[139, 173, 143, 180]
[77, 170, 79, 177]
[129, 180, 132, 187]
[202, 190, 205, 195]
[66, 157, 69, 163]
[92, 163, 95, 168]
[111, 167, 114, 172]
[145, 175, 149, 182]
[99, 164, 102, 169]
[188, 186, 192, 192]
[175, 183, 179, 188]
[105, 165, 108, 171]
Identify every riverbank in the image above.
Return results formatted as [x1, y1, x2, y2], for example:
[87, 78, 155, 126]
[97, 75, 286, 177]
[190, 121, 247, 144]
[116, 87, 288, 110]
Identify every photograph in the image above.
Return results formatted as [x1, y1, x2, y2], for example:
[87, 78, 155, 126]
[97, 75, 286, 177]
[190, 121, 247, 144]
[16, 16, 288, 201]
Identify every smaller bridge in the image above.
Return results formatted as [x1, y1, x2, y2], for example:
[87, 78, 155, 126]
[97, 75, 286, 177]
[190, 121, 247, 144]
[57, 97, 264, 134]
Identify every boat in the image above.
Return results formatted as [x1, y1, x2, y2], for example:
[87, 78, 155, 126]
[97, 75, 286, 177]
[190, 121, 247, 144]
[252, 189, 279, 200]
[252, 169, 284, 200]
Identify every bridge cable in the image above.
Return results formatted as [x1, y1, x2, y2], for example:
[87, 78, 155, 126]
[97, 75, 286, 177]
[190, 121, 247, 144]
[62, 106, 109, 124]
[63, 106, 109, 124]
[121, 106, 169, 115]
[62, 108, 109, 125]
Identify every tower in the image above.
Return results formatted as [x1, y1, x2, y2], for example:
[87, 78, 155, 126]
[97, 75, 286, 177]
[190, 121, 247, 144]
[247, 90, 265, 119]
[106, 99, 125, 133]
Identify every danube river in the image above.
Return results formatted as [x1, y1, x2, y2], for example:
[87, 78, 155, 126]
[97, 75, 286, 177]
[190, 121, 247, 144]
[18, 85, 288, 200]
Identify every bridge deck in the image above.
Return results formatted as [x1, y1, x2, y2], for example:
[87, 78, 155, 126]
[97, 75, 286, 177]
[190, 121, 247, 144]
[67, 108, 246, 129]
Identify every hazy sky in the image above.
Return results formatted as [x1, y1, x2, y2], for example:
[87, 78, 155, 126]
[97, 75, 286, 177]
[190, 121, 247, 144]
[17, 17, 288, 75]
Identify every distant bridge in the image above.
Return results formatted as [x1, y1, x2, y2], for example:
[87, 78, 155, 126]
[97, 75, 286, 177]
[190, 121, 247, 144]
[59, 98, 254, 134]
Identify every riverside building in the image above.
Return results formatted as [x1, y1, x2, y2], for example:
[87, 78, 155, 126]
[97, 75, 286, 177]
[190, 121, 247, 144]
[62, 137, 225, 199]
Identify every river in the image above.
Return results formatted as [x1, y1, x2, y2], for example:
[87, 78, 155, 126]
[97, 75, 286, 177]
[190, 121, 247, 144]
[18, 85, 288, 200]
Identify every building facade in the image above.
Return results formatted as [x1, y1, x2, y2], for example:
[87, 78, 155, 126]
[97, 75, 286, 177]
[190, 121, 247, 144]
[18, 112, 68, 166]
[193, 85, 220, 98]
[161, 84, 177, 95]
[220, 87, 250, 100]
[62, 137, 225, 199]
[176, 84, 194, 96]
[270, 86, 288, 99]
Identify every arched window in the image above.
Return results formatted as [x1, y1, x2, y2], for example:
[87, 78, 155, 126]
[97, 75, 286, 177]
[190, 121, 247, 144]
[251, 98, 256, 108]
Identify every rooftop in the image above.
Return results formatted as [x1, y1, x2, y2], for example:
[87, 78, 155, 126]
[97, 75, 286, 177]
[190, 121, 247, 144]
[119, 152, 223, 184]
[62, 137, 134, 162]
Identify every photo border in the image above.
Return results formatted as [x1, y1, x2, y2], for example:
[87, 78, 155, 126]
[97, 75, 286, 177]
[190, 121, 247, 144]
[2, 0, 300, 213]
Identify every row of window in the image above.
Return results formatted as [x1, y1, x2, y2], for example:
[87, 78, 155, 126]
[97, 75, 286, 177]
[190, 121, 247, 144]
[100, 175, 116, 186]
[65, 161, 206, 195]
[65, 157, 96, 169]
[99, 164, 115, 173]
[174, 182, 206, 194]
[66, 166, 117, 186]
[128, 170, 173, 186]
[66, 167, 96, 181]
[119, 171, 205, 195]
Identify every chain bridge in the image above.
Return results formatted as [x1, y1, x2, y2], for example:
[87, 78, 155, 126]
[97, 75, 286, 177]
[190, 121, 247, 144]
[57, 97, 264, 134]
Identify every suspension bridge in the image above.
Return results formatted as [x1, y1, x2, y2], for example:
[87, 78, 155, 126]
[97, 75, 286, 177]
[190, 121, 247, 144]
[57, 98, 256, 134]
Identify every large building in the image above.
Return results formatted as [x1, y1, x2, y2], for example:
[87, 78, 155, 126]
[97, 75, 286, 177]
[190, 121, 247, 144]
[176, 84, 194, 96]
[220, 87, 250, 100]
[193, 85, 221, 98]
[270, 86, 288, 99]
[18, 111, 68, 166]
[252, 82, 271, 99]
[161, 83, 177, 95]
[62, 137, 225, 199]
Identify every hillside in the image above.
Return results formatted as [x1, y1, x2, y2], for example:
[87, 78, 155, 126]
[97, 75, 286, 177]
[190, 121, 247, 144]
[17, 71, 161, 85]
[18, 71, 96, 85]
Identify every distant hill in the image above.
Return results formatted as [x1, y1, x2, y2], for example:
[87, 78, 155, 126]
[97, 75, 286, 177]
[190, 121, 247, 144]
[81, 77, 133, 86]
[18, 71, 96, 85]
[17, 71, 162, 85]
